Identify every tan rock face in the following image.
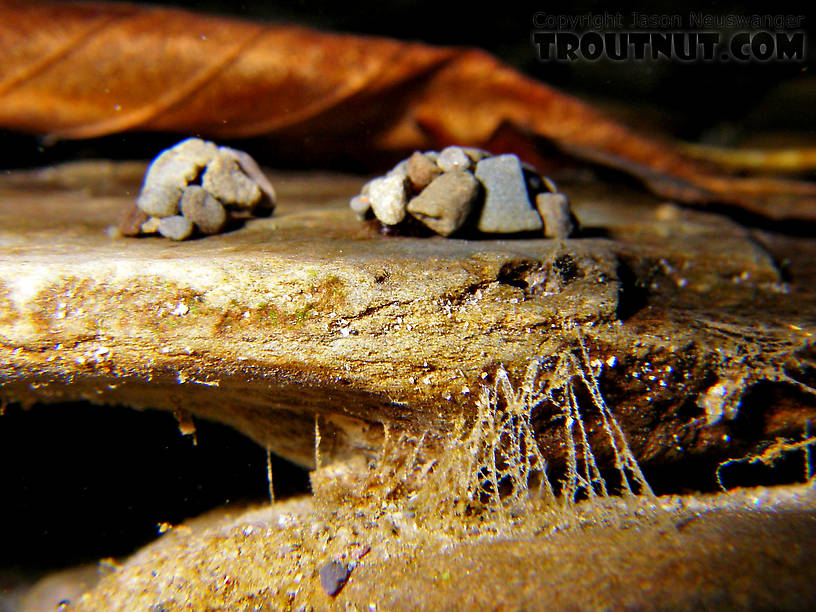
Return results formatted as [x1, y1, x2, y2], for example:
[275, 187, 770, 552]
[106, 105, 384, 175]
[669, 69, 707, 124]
[0, 163, 814, 481]
[2, 161, 816, 611]
[70, 485, 816, 612]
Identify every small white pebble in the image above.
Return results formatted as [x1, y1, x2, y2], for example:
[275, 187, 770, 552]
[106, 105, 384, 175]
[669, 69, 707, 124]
[437, 146, 472, 172]
[369, 175, 408, 225]
[170, 301, 189, 316]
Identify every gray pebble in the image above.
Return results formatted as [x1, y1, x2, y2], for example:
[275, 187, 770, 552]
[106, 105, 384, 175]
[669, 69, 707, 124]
[180, 185, 227, 234]
[217, 146, 276, 208]
[474, 154, 543, 233]
[369, 175, 408, 225]
[137, 183, 183, 219]
[140, 217, 161, 234]
[462, 147, 490, 162]
[157, 215, 194, 241]
[319, 561, 350, 596]
[536, 192, 575, 239]
[201, 153, 262, 209]
[118, 202, 149, 237]
[406, 151, 442, 191]
[136, 138, 218, 217]
[437, 146, 473, 172]
[407, 170, 479, 236]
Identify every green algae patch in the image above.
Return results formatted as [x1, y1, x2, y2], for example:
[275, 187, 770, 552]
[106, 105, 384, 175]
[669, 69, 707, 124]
[210, 275, 347, 336]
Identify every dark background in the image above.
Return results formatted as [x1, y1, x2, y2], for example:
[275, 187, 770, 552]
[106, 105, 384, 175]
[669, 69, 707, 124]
[0, 402, 309, 571]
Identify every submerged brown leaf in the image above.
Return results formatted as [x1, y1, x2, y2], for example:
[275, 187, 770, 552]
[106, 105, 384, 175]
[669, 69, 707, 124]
[1, 0, 815, 221]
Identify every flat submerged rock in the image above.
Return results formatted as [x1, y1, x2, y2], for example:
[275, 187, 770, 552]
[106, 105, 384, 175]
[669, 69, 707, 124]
[0, 162, 813, 476]
[73, 484, 816, 611]
[2, 161, 816, 611]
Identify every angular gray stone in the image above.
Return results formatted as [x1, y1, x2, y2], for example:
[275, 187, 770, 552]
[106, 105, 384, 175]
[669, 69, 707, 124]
[407, 170, 479, 236]
[180, 185, 227, 234]
[406, 151, 442, 191]
[462, 147, 490, 162]
[368, 175, 408, 225]
[136, 138, 218, 217]
[202, 153, 262, 209]
[157, 214, 194, 241]
[474, 155, 543, 233]
[319, 561, 350, 596]
[540, 192, 574, 237]
[437, 146, 473, 172]
[536, 192, 575, 239]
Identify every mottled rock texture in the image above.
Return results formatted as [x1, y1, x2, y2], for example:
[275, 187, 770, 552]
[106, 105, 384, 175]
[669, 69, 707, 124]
[1, 161, 815, 611]
[72, 485, 816, 611]
[0, 162, 814, 478]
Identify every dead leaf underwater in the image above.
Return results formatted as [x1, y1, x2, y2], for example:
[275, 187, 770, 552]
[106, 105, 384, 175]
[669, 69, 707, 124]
[1, 0, 815, 221]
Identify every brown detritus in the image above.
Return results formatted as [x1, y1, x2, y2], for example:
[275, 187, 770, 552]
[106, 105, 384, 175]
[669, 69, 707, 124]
[305, 273, 346, 312]
[173, 407, 197, 441]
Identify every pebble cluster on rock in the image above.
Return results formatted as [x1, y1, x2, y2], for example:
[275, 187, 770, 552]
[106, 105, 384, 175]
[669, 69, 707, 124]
[350, 147, 576, 238]
[120, 138, 276, 240]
